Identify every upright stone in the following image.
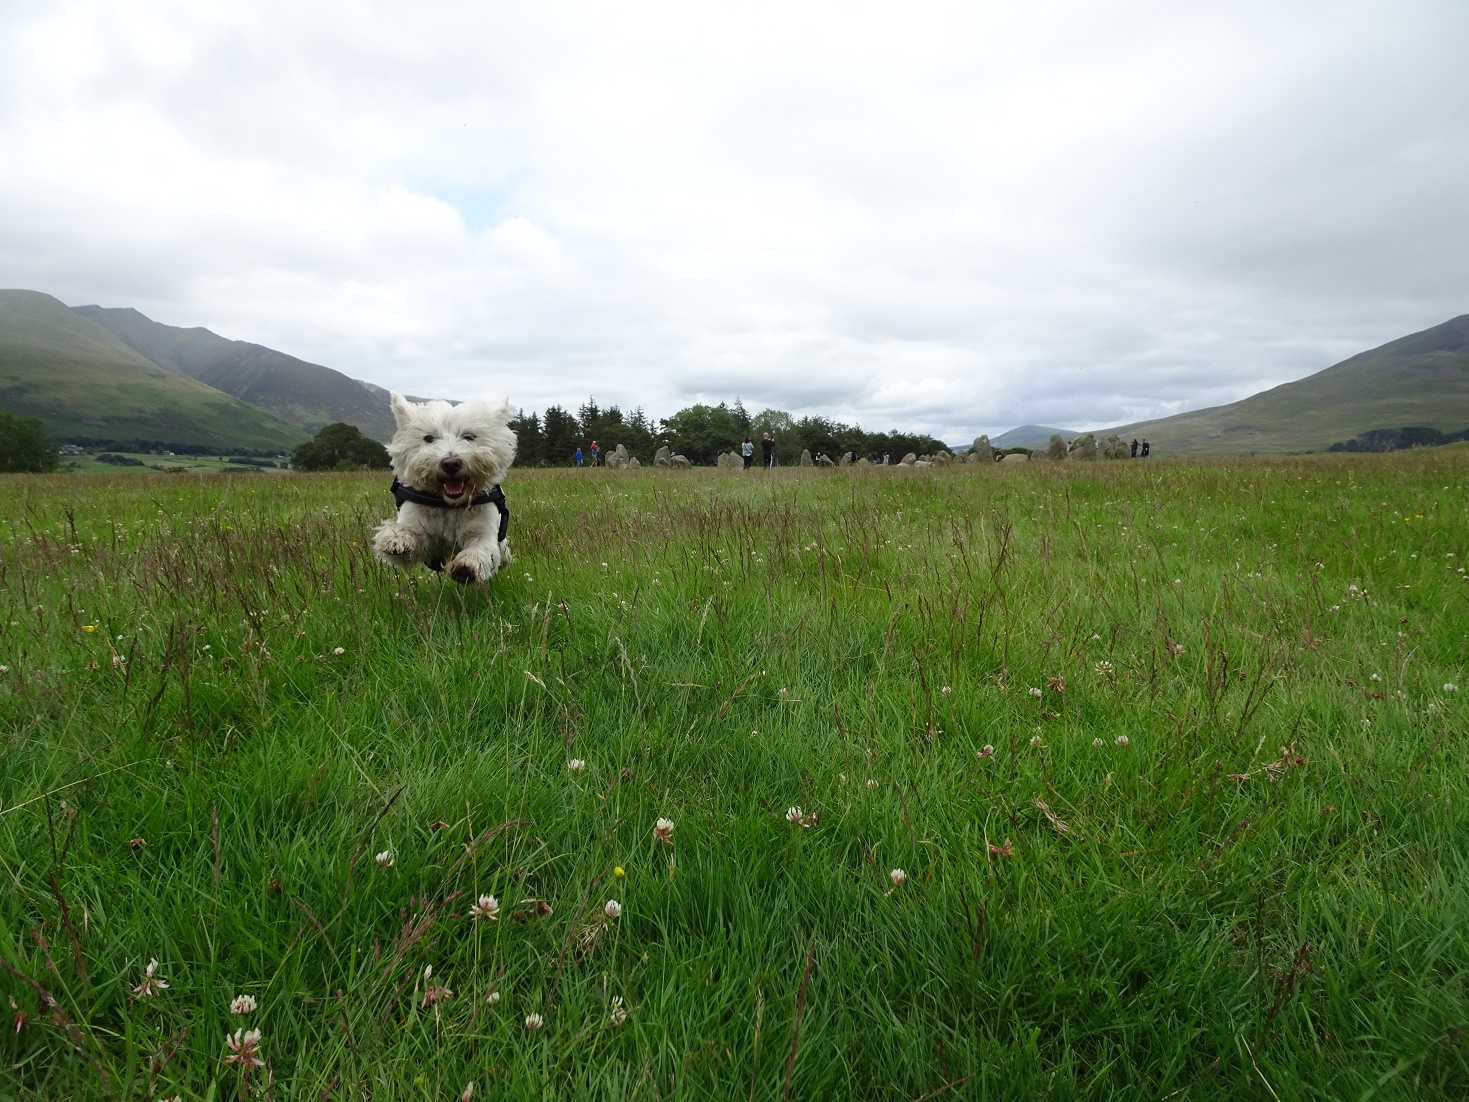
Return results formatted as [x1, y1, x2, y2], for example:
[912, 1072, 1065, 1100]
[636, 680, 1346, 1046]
[1044, 435, 1068, 461]
[899, 452, 917, 465]
[800, 449, 813, 467]
[1066, 432, 1097, 461]
[654, 446, 672, 468]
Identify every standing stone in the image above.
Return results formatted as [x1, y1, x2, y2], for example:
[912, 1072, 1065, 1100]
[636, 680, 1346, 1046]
[628, 457, 641, 468]
[1044, 435, 1068, 460]
[606, 443, 630, 469]
[933, 450, 952, 465]
[671, 454, 692, 469]
[654, 446, 672, 468]
[1066, 432, 1097, 461]
[971, 435, 995, 462]
[800, 449, 813, 467]
[899, 452, 917, 465]
[855, 457, 870, 467]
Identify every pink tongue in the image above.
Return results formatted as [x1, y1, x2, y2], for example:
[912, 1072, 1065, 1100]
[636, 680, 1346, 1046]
[444, 479, 466, 496]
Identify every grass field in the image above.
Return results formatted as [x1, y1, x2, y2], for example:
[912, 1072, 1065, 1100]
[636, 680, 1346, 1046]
[1, 455, 1466, 1100]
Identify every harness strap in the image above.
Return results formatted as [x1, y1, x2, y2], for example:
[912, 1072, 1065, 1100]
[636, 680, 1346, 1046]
[390, 478, 509, 543]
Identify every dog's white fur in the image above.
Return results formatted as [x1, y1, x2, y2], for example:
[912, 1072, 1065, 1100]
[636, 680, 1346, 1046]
[372, 393, 517, 584]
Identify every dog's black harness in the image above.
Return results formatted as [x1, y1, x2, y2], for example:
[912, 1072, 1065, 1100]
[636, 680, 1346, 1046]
[390, 478, 509, 543]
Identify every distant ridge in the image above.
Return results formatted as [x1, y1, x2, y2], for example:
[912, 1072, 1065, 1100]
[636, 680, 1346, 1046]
[74, 305, 396, 441]
[1103, 313, 1469, 456]
[0, 290, 301, 450]
[989, 424, 1077, 449]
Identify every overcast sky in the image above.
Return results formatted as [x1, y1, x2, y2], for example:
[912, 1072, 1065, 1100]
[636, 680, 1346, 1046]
[2, 0, 1467, 439]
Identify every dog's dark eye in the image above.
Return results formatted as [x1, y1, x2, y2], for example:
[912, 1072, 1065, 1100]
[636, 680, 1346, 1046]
[462, 433, 477, 441]
[423, 435, 435, 443]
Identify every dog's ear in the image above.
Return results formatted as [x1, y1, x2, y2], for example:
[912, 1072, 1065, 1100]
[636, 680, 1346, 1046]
[389, 392, 415, 428]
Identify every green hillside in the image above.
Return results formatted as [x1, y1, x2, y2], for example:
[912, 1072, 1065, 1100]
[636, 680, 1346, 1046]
[0, 290, 303, 450]
[1107, 313, 1469, 455]
[74, 304, 396, 441]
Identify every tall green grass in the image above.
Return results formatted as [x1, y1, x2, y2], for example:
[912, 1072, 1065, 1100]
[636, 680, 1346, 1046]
[1, 455, 1466, 1099]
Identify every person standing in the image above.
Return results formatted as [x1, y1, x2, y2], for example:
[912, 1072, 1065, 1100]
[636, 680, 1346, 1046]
[590, 440, 601, 467]
[761, 432, 775, 469]
[1130, 438, 1139, 458]
[741, 436, 754, 469]
[1140, 439, 1150, 457]
[574, 446, 584, 467]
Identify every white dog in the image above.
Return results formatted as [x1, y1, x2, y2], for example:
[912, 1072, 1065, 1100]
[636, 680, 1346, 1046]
[372, 393, 517, 584]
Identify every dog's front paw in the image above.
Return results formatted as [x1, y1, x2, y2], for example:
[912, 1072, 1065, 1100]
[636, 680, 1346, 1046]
[448, 560, 481, 585]
[373, 524, 417, 561]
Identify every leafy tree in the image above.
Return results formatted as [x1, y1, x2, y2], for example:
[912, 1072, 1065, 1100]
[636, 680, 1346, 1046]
[660, 403, 747, 465]
[0, 410, 59, 472]
[291, 423, 390, 471]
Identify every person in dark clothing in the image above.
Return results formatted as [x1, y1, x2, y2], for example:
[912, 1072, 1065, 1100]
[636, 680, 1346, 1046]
[742, 437, 754, 468]
[761, 433, 775, 469]
[1140, 439, 1150, 457]
[1130, 438, 1139, 458]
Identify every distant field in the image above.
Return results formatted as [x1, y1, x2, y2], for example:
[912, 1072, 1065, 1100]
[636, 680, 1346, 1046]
[1, 457, 1466, 1099]
[58, 452, 290, 475]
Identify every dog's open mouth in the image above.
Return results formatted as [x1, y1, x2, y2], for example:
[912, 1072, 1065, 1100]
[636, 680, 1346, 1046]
[441, 478, 467, 500]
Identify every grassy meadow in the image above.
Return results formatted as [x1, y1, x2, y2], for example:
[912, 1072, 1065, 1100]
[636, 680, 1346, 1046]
[1, 454, 1466, 1099]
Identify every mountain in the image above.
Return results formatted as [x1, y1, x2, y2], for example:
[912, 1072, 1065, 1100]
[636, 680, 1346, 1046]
[989, 424, 1077, 449]
[1105, 314, 1469, 456]
[0, 290, 302, 450]
[73, 305, 396, 441]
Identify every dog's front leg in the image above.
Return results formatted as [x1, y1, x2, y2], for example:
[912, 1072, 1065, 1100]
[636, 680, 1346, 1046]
[445, 509, 504, 585]
[373, 518, 420, 567]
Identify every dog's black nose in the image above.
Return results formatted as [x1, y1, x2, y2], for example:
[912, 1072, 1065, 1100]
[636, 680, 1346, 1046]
[440, 457, 464, 476]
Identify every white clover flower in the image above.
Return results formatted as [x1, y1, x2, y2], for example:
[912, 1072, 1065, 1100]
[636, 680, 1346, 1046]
[977, 745, 995, 760]
[1095, 660, 1114, 676]
[889, 868, 906, 887]
[865, 778, 877, 789]
[568, 758, 586, 773]
[375, 851, 393, 868]
[133, 958, 168, 998]
[1093, 738, 1103, 747]
[223, 1028, 263, 1069]
[940, 685, 951, 697]
[486, 990, 501, 1005]
[1030, 735, 1044, 748]
[1446, 683, 1459, 692]
[230, 994, 257, 1015]
[609, 996, 628, 1026]
[1115, 735, 1130, 747]
[470, 894, 500, 922]
[785, 806, 803, 825]
[525, 1013, 544, 1030]
[1370, 673, 1381, 682]
[1169, 643, 1185, 655]
[332, 647, 345, 656]
[1090, 634, 1102, 642]
[462, 1083, 475, 1102]
[604, 899, 622, 919]
[653, 818, 674, 843]
[1027, 687, 1042, 698]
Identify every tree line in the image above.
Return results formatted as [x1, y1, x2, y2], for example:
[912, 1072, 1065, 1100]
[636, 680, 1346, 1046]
[510, 398, 949, 467]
